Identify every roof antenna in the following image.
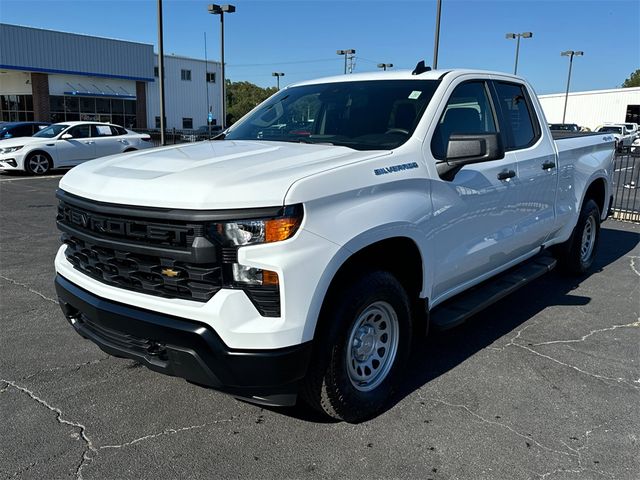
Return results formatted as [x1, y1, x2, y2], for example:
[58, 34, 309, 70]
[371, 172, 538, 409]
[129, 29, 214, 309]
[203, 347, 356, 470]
[412, 60, 432, 75]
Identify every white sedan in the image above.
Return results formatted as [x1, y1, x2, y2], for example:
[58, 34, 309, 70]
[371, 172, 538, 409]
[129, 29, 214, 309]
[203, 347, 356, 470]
[0, 121, 153, 175]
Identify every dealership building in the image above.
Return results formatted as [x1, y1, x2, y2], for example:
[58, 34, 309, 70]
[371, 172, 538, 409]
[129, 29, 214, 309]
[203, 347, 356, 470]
[0, 23, 222, 130]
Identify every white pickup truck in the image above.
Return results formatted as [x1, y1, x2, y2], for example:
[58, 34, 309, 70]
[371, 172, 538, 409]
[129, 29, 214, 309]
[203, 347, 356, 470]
[54, 67, 615, 422]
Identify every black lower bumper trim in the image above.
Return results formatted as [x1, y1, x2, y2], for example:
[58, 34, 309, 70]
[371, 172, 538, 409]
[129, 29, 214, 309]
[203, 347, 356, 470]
[55, 275, 311, 406]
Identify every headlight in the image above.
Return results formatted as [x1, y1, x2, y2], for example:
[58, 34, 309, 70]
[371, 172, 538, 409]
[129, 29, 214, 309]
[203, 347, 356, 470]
[1, 146, 23, 154]
[206, 204, 303, 289]
[208, 204, 303, 246]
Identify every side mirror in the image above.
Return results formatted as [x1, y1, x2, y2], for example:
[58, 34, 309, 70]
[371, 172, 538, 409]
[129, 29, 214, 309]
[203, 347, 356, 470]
[437, 133, 505, 181]
[61, 133, 73, 140]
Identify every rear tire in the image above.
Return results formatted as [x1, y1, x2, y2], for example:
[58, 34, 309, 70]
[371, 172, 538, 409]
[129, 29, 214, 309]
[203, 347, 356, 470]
[556, 199, 601, 274]
[301, 270, 412, 423]
[25, 152, 52, 176]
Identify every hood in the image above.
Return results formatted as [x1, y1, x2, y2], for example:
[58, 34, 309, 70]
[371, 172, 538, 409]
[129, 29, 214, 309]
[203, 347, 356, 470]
[0, 136, 49, 147]
[59, 140, 390, 209]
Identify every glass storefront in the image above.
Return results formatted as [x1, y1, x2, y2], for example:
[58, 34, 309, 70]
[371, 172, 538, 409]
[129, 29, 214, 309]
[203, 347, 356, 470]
[0, 95, 34, 122]
[49, 95, 136, 128]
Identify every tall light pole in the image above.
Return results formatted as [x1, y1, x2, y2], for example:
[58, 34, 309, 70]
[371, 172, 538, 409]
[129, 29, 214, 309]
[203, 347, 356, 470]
[433, 0, 442, 69]
[272, 72, 285, 90]
[561, 50, 583, 124]
[505, 31, 533, 75]
[208, 4, 236, 129]
[377, 63, 393, 71]
[157, 0, 166, 145]
[336, 49, 355, 74]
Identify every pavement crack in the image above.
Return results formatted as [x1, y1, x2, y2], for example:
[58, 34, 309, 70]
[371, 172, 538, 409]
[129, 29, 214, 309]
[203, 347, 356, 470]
[630, 256, 640, 277]
[431, 398, 577, 460]
[1, 379, 97, 479]
[532, 319, 640, 346]
[0, 274, 57, 304]
[20, 357, 111, 381]
[99, 423, 208, 450]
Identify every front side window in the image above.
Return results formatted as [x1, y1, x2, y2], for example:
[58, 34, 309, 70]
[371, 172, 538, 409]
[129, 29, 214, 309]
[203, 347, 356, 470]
[431, 81, 497, 160]
[68, 125, 91, 139]
[493, 82, 538, 150]
[34, 124, 69, 138]
[181, 69, 192, 81]
[225, 80, 440, 151]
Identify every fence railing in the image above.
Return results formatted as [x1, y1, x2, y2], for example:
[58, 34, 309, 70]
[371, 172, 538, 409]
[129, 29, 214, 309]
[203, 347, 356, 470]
[611, 150, 640, 223]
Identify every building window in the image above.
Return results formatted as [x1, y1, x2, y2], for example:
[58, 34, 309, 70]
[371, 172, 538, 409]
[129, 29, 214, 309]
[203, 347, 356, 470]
[155, 116, 161, 128]
[1, 94, 34, 122]
[49, 95, 136, 128]
[181, 69, 192, 81]
[182, 117, 193, 129]
[206, 72, 216, 83]
[154, 66, 159, 77]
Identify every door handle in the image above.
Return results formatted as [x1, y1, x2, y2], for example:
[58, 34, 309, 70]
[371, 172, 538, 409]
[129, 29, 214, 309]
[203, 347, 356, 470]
[542, 161, 556, 170]
[83, 141, 95, 145]
[497, 169, 516, 181]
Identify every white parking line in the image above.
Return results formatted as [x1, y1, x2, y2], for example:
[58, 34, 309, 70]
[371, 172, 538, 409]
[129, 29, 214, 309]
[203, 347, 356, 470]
[0, 174, 63, 182]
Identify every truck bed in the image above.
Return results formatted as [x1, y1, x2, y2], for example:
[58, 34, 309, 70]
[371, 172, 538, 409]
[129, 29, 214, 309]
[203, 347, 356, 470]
[551, 131, 603, 140]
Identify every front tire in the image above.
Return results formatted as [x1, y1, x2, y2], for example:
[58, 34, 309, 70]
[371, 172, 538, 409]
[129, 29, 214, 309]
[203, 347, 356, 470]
[301, 270, 412, 422]
[556, 199, 601, 274]
[25, 152, 52, 176]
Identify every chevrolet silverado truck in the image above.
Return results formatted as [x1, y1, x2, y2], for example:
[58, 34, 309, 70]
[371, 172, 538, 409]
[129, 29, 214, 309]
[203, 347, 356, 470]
[54, 67, 615, 422]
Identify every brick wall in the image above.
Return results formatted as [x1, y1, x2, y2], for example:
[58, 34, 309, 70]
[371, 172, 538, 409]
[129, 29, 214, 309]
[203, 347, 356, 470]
[136, 81, 147, 129]
[31, 73, 50, 122]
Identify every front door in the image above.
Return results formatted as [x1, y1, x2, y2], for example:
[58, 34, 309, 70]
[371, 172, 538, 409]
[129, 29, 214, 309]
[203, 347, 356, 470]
[427, 80, 522, 304]
[55, 124, 95, 166]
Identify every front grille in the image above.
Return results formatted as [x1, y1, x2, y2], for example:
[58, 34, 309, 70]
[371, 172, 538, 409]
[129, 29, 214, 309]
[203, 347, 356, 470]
[63, 234, 222, 301]
[57, 191, 282, 316]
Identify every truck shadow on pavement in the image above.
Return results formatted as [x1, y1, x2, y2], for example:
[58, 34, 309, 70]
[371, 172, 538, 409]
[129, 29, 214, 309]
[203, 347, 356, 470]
[277, 225, 639, 423]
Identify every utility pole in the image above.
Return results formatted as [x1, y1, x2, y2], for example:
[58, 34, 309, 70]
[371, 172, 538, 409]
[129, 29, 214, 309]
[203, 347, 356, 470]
[561, 50, 583, 124]
[505, 32, 533, 75]
[337, 49, 356, 74]
[157, 0, 166, 145]
[433, 0, 442, 69]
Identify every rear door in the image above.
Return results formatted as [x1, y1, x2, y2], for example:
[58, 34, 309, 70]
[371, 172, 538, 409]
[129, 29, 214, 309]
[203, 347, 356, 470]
[490, 80, 557, 254]
[427, 79, 522, 302]
[92, 124, 123, 157]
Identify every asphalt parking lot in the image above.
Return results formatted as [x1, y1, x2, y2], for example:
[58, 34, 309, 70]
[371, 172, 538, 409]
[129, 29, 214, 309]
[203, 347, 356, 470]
[1, 173, 639, 480]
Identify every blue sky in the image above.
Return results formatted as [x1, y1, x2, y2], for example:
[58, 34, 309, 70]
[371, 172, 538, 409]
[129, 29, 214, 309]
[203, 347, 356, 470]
[1, 0, 638, 94]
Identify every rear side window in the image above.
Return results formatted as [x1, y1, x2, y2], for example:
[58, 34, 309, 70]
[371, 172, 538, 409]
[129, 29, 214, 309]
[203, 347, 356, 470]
[111, 126, 127, 135]
[431, 81, 497, 160]
[492, 82, 538, 150]
[93, 125, 113, 137]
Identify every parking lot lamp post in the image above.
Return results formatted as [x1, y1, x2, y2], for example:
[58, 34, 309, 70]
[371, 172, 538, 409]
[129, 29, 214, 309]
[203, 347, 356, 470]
[336, 49, 356, 74]
[208, 4, 236, 129]
[433, 0, 442, 69]
[157, 0, 166, 145]
[505, 32, 533, 75]
[272, 72, 285, 90]
[561, 50, 583, 124]
[377, 63, 393, 71]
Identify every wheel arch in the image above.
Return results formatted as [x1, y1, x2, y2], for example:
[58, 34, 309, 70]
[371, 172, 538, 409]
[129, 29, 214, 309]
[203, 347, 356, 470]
[25, 149, 54, 171]
[304, 233, 426, 343]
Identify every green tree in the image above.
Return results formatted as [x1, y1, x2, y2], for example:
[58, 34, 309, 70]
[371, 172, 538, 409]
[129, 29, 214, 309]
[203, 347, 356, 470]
[622, 69, 640, 88]
[226, 80, 277, 125]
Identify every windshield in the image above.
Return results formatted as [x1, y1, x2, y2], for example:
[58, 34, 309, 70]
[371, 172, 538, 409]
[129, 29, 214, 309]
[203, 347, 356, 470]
[34, 124, 69, 138]
[225, 80, 440, 150]
[598, 126, 622, 134]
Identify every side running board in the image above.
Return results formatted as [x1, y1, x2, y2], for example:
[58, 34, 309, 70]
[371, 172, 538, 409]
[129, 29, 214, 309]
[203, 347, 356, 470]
[430, 253, 557, 330]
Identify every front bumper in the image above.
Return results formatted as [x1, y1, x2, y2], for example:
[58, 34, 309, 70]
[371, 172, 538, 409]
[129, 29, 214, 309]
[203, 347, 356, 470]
[55, 274, 312, 406]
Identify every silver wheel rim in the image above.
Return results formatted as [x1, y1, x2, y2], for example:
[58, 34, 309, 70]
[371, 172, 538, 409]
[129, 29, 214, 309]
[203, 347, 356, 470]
[580, 215, 596, 263]
[28, 155, 49, 174]
[346, 301, 399, 392]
